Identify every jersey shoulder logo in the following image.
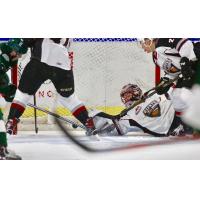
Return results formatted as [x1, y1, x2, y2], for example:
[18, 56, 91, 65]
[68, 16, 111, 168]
[162, 58, 180, 73]
[143, 100, 161, 118]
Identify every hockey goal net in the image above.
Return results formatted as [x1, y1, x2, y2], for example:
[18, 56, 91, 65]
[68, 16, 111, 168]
[10, 38, 159, 131]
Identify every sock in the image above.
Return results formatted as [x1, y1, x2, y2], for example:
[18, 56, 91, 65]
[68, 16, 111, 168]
[175, 111, 182, 117]
[0, 132, 7, 147]
[72, 106, 89, 125]
[8, 103, 25, 119]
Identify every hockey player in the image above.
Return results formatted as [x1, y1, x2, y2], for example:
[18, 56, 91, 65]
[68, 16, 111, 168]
[182, 42, 200, 131]
[91, 84, 185, 137]
[0, 39, 26, 159]
[6, 38, 96, 136]
[139, 38, 200, 133]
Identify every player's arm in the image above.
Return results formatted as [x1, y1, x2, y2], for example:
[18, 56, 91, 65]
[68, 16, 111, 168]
[156, 38, 196, 60]
[50, 38, 70, 46]
[22, 38, 40, 48]
[155, 74, 175, 95]
[157, 38, 197, 80]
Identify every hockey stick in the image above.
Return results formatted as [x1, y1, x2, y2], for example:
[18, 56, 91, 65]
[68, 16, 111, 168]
[112, 118, 124, 135]
[55, 116, 200, 153]
[27, 103, 86, 130]
[33, 95, 39, 134]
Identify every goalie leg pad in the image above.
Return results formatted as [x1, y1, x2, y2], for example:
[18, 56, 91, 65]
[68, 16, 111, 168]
[169, 88, 192, 112]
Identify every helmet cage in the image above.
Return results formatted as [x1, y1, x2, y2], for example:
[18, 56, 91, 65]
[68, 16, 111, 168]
[120, 84, 142, 105]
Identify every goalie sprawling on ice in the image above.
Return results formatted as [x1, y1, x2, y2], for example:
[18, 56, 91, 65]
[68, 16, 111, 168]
[90, 83, 186, 137]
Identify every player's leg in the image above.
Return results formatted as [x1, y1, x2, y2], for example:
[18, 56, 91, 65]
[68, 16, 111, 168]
[0, 109, 21, 160]
[167, 87, 194, 134]
[182, 61, 200, 131]
[51, 68, 96, 135]
[0, 109, 8, 159]
[6, 59, 47, 134]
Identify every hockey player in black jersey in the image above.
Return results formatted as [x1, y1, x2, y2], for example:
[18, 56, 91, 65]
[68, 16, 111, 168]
[6, 38, 96, 136]
[139, 38, 200, 134]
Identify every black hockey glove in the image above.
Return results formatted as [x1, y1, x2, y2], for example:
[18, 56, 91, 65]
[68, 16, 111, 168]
[155, 77, 173, 95]
[3, 84, 17, 102]
[180, 57, 194, 79]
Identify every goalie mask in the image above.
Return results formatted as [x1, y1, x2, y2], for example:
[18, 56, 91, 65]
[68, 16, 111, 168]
[120, 84, 142, 107]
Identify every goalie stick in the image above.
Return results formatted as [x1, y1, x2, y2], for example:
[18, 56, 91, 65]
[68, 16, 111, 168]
[119, 75, 181, 118]
[112, 118, 124, 135]
[27, 103, 123, 136]
[55, 116, 200, 153]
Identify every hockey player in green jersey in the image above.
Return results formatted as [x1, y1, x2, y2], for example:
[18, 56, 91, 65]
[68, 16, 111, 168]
[0, 39, 27, 160]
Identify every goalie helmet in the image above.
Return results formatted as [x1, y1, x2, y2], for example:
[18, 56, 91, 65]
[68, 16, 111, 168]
[120, 84, 142, 107]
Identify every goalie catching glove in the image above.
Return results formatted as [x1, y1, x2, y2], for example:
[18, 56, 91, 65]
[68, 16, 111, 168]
[155, 77, 174, 95]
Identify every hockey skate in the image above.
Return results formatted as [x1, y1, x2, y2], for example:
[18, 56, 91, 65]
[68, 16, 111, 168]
[0, 146, 22, 160]
[169, 124, 185, 136]
[6, 118, 20, 135]
[85, 118, 98, 136]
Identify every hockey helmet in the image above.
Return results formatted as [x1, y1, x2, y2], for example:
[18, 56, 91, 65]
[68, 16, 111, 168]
[120, 84, 142, 106]
[137, 38, 157, 53]
[8, 38, 28, 54]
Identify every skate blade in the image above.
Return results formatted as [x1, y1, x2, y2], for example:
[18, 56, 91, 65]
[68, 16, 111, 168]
[88, 135, 101, 141]
[6, 155, 22, 160]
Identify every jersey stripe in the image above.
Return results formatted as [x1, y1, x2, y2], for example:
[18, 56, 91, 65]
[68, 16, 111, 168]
[176, 38, 188, 52]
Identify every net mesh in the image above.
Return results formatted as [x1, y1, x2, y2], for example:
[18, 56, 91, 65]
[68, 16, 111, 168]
[14, 39, 156, 128]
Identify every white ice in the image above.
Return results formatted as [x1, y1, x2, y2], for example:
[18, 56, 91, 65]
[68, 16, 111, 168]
[7, 130, 200, 160]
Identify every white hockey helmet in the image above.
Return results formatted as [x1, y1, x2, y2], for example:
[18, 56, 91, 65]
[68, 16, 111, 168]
[137, 38, 155, 46]
[137, 38, 157, 53]
[120, 84, 143, 107]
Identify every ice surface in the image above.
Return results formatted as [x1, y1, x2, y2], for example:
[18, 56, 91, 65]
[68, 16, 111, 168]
[7, 130, 200, 160]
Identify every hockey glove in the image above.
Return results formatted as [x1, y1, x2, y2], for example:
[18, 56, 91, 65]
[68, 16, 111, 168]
[180, 57, 194, 79]
[155, 77, 173, 95]
[3, 84, 17, 102]
[0, 64, 9, 74]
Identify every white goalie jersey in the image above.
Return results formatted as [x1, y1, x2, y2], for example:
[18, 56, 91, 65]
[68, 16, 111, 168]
[124, 93, 175, 135]
[90, 94, 176, 136]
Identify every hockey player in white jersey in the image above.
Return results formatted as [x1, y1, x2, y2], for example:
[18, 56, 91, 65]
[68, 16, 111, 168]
[91, 83, 185, 137]
[6, 38, 96, 136]
[139, 38, 200, 133]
